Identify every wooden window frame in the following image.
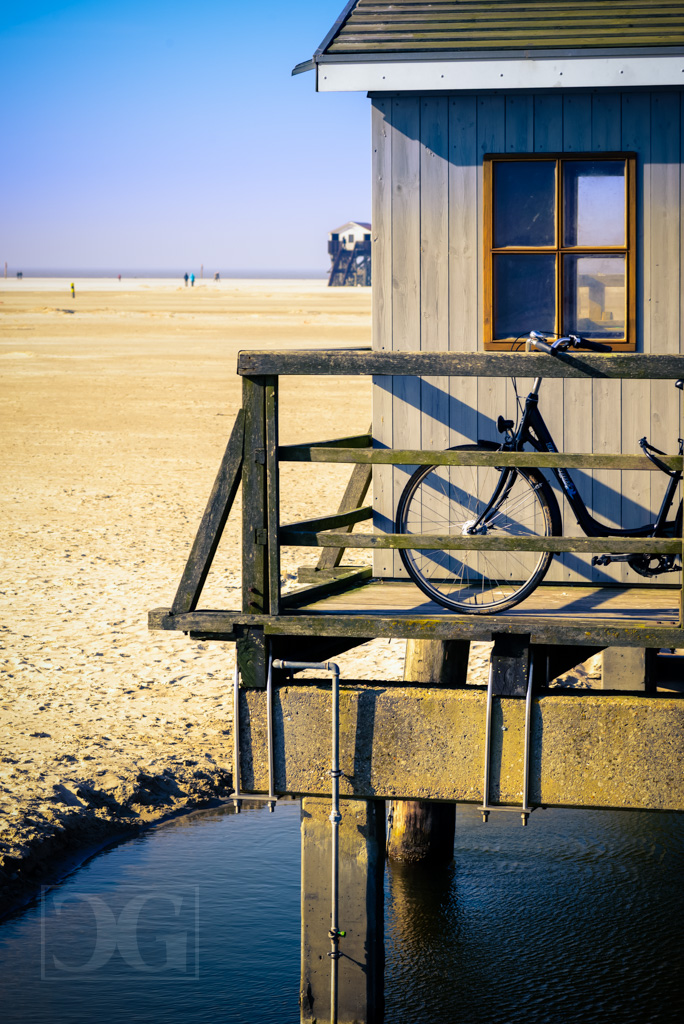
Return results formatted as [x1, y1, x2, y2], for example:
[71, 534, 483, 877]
[483, 153, 637, 351]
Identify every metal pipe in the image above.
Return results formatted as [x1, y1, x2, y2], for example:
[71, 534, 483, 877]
[479, 661, 494, 822]
[232, 661, 242, 810]
[329, 660, 341, 1024]
[272, 659, 342, 1024]
[521, 655, 534, 826]
[266, 656, 276, 811]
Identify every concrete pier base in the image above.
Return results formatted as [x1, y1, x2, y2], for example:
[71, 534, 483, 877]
[300, 797, 385, 1024]
[241, 685, 684, 811]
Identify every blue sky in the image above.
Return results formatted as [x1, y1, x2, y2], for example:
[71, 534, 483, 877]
[1, 1, 369, 274]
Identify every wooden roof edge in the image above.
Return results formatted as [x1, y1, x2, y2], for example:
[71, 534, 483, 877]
[312, 0, 684, 61]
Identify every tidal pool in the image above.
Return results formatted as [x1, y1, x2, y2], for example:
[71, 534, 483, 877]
[0, 800, 682, 1023]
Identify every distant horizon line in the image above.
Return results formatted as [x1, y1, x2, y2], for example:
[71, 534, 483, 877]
[2, 267, 330, 280]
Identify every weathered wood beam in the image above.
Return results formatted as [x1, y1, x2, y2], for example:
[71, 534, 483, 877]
[316, 456, 373, 572]
[242, 377, 269, 615]
[239, 685, 684, 811]
[276, 533, 682, 554]
[265, 377, 280, 616]
[279, 505, 372, 537]
[278, 432, 371, 456]
[280, 566, 372, 610]
[236, 627, 268, 691]
[237, 349, 684, 380]
[279, 446, 683, 471]
[170, 409, 245, 615]
[297, 565, 367, 583]
[148, 608, 684, 650]
[490, 633, 530, 697]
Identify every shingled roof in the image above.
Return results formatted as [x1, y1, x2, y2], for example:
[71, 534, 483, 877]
[319, 0, 684, 55]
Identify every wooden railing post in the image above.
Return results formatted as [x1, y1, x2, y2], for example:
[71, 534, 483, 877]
[241, 376, 269, 615]
[264, 376, 280, 615]
[239, 376, 276, 689]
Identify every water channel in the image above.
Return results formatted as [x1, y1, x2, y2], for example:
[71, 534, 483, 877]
[0, 799, 682, 1023]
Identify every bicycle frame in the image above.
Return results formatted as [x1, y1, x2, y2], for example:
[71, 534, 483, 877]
[472, 376, 682, 541]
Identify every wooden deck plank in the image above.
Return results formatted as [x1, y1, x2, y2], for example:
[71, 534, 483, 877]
[150, 602, 683, 650]
[300, 580, 679, 623]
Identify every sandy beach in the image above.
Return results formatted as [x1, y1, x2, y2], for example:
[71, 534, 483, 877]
[0, 278, 398, 912]
[0, 277, 602, 916]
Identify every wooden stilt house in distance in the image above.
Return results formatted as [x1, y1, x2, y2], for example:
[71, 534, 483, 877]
[294, 0, 684, 586]
[328, 220, 372, 285]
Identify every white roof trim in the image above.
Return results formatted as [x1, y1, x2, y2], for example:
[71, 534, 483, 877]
[316, 55, 684, 92]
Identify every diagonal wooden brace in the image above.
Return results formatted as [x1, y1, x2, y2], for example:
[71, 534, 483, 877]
[316, 425, 373, 573]
[170, 408, 245, 614]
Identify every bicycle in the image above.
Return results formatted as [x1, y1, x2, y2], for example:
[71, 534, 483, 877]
[395, 331, 683, 614]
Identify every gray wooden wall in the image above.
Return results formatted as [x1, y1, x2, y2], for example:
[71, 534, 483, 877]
[371, 89, 684, 583]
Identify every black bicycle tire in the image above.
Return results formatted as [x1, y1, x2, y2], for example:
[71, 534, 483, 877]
[395, 444, 559, 614]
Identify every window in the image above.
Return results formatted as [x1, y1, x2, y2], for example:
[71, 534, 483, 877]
[483, 154, 636, 350]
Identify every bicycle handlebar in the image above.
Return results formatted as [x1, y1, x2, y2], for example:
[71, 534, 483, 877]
[528, 332, 554, 354]
[528, 331, 612, 355]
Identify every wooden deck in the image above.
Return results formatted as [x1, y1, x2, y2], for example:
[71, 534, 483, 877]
[150, 349, 683, 688]
[150, 578, 683, 652]
[300, 579, 680, 624]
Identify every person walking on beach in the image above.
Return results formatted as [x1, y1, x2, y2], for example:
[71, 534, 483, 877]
[70, 282, 75, 298]
[190, 273, 195, 287]
[184, 273, 189, 286]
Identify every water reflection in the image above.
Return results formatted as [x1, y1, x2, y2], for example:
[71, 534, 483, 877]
[385, 804, 684, 1024]
[0, 800, 682, 1024]
[0, 801, 301, 1024]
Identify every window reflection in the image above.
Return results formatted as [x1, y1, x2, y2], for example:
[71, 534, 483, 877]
[494, 161, 556, 247]
[563, 161, 625, 247]
[494, 254, 556, 340]
[563, 255, 626, 339]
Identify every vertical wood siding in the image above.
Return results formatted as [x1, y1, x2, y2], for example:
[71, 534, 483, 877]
[371, 89, 683, 583]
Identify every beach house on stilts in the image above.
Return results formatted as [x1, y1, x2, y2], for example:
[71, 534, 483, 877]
[151, 0, 684, 766]
[328, 220, 372, 285]
[290, 0, 684, 689]
[150, 5, 684, 1017]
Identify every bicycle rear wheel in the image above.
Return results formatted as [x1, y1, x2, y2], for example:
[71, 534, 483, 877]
[396, 445, 557, 614]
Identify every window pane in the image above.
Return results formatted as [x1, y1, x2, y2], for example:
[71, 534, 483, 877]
[493, 254, 556, 339]
[493, 161, 556, 247]
[563, 161, 625, 247]
[563, 255, 625, 338]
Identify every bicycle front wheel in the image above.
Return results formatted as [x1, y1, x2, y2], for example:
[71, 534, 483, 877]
[396, 445, 556, 613]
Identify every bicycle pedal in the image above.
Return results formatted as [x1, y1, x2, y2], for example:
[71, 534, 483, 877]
[593, 553, 631, 567]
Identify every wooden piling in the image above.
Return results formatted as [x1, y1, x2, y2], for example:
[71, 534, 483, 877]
[386, 639, 466, 863]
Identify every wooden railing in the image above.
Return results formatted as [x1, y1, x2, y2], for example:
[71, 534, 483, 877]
[149, 349, 684, 680]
